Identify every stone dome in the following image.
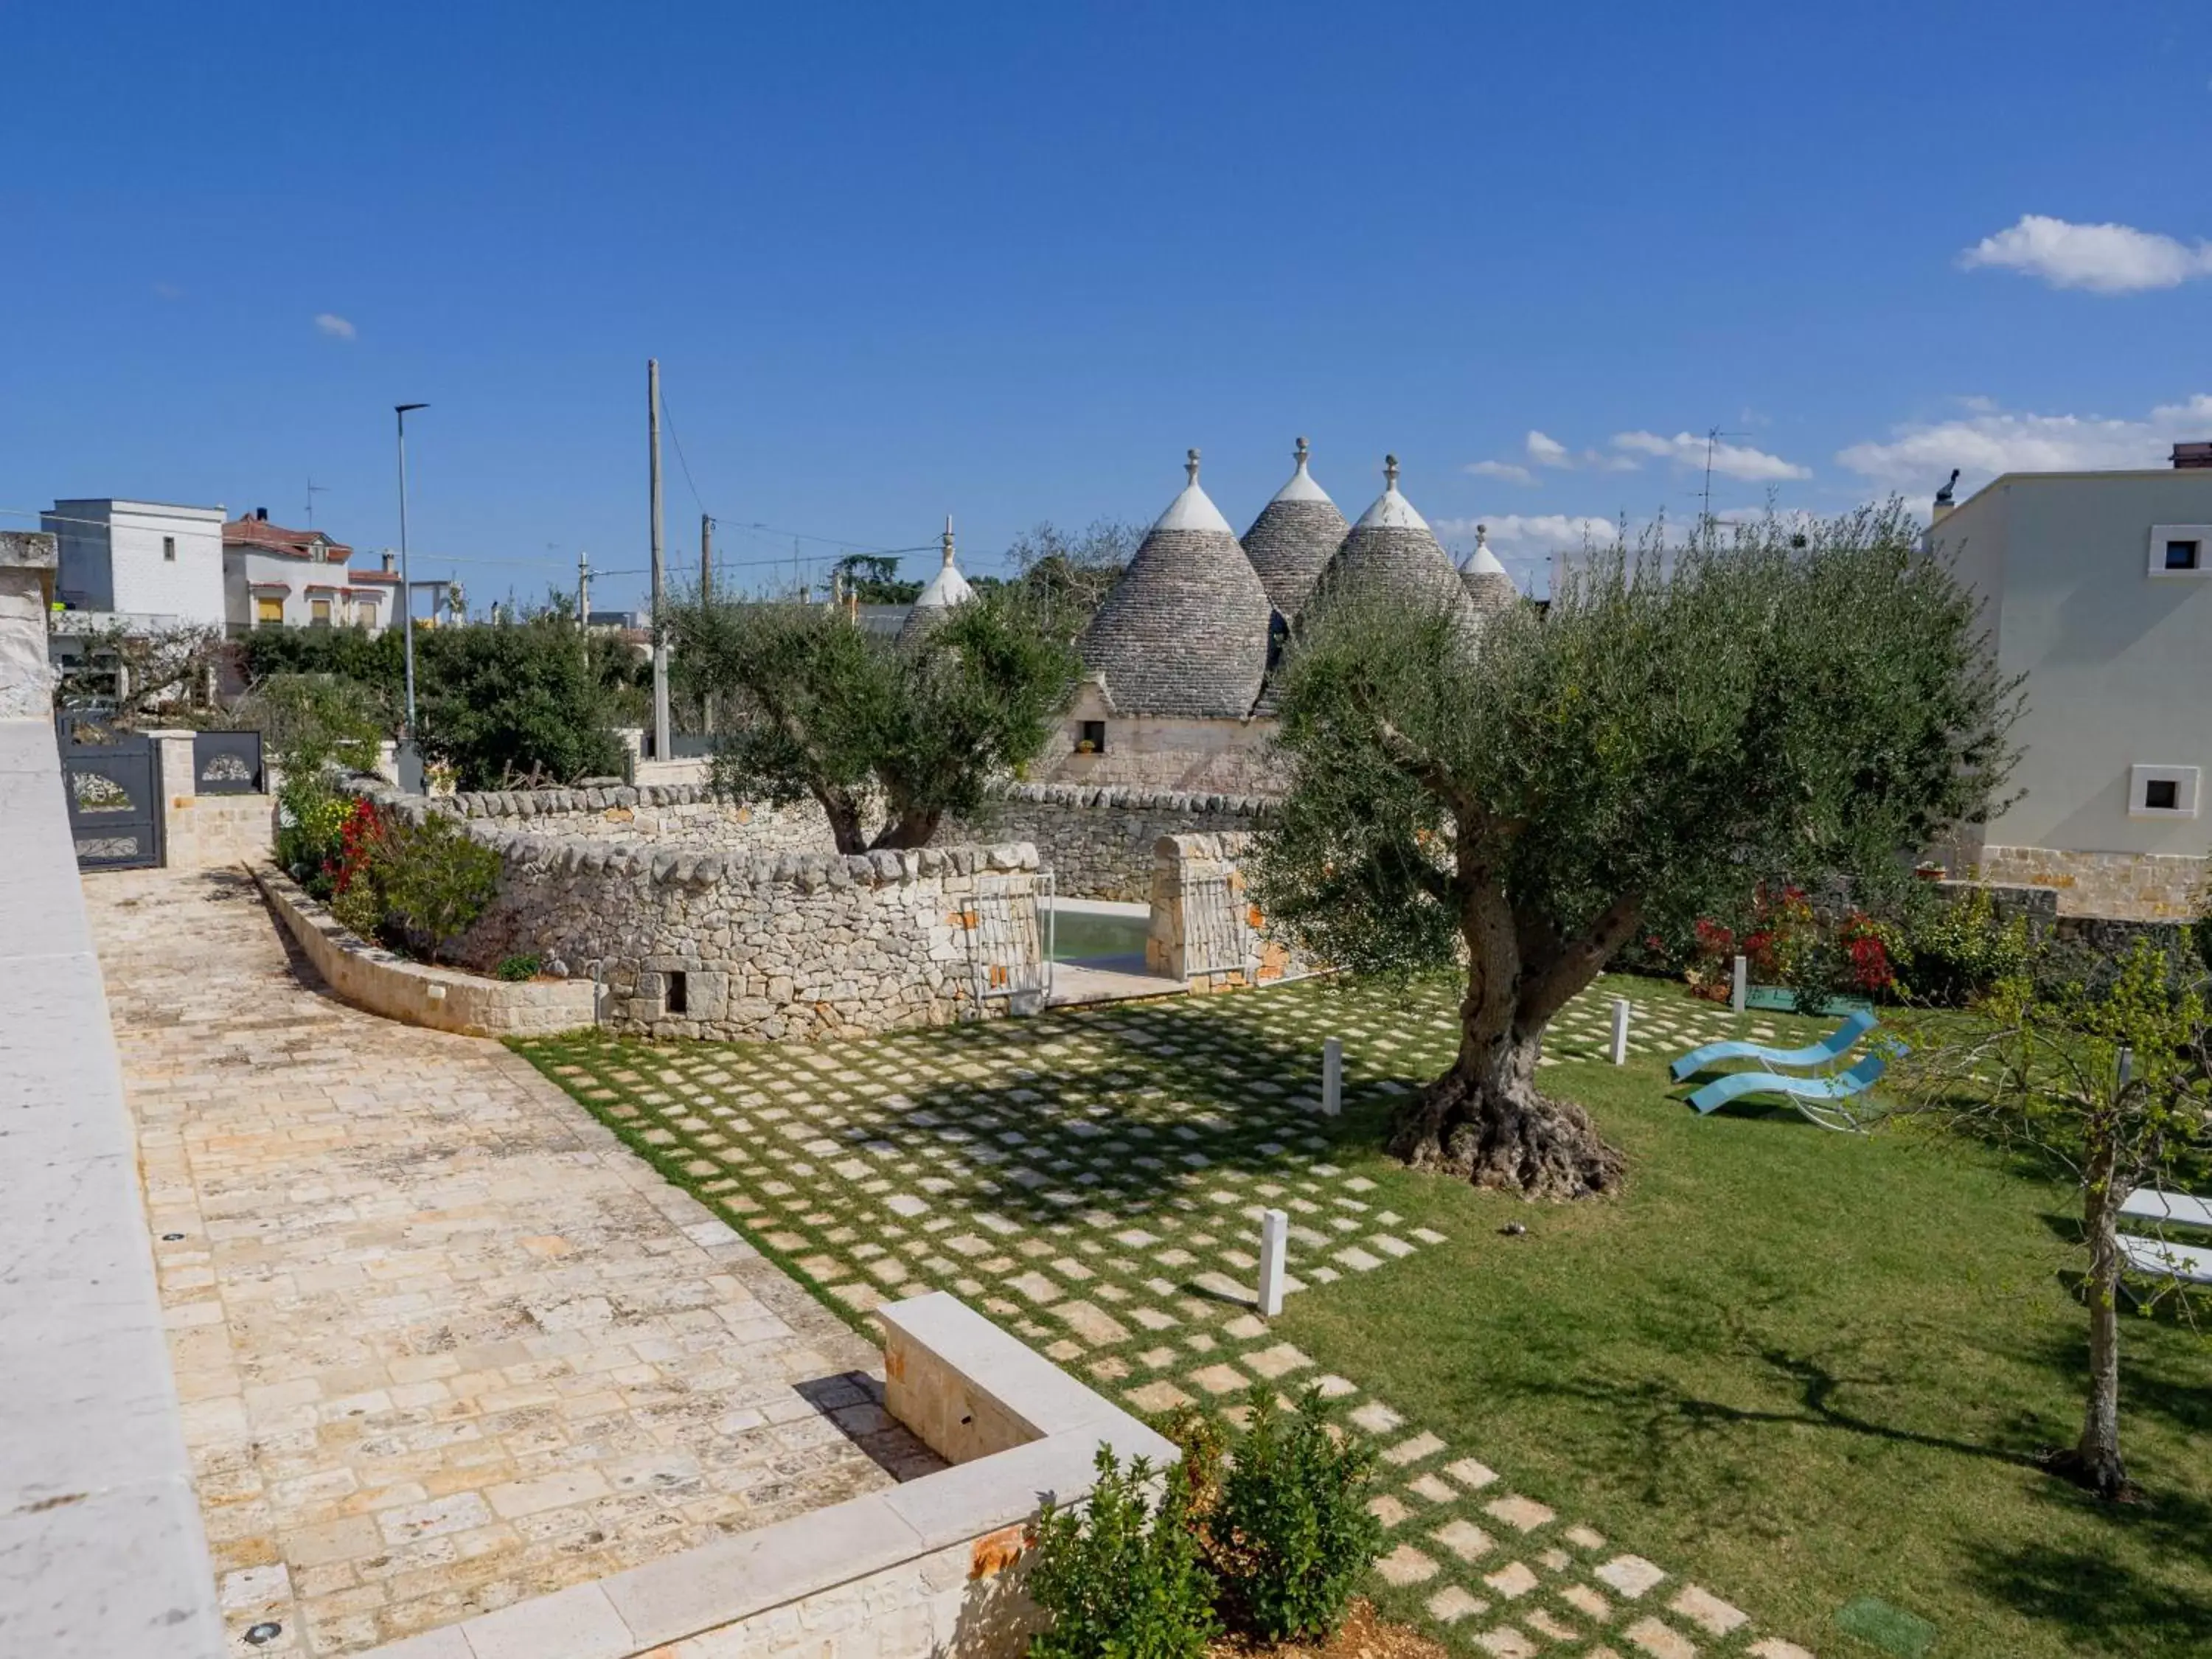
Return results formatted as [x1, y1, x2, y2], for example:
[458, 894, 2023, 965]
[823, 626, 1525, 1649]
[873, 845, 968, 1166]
[1078, 449, 1273, 718]
[898, 516, 973, 643]
[1241, 437, 1349, 624]
[1458, 524, 1520, 613]
[1314, 456, 1478, 622]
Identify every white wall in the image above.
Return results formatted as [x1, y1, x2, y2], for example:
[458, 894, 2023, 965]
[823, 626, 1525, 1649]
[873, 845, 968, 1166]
[46, 500, 225, 627]
[225, 549, 386, 632]
[1930, 470, 2212, 860]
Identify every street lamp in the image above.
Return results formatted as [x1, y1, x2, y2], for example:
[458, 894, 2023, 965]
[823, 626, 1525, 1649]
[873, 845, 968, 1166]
[394, 403, 428, 734]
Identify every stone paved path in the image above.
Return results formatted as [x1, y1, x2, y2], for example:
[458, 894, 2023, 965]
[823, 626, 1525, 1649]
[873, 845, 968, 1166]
[86, 869, 933, 1658]
[522, 977, 1823, 1659]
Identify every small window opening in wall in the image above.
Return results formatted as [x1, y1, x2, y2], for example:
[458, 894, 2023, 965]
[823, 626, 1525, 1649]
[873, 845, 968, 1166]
[2146, 778, 2180, 811]
[2166, 539, 2201, 571]
[665, 970, 688, 1015]
[1077, 720, 1106, 754]
[162, 535, 176, 561]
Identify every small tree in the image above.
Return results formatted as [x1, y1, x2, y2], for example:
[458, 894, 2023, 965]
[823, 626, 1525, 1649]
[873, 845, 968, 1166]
[664, 588, 1078, 852]
[1005, 519, 1140, 639]
[1899, 941, 2211, 1498]
[1251, 506, 2020, 1197]
[414, 613, 627, 787]
[55, 619, 225, 717]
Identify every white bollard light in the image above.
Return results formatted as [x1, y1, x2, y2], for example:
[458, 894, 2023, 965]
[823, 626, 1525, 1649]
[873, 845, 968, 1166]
[1610, 997, 1630, 1065]
[1321, 1037, 1343, 1117]
[1256, 1208, 1289, 1318]
[1731, 953, 1747, 1016]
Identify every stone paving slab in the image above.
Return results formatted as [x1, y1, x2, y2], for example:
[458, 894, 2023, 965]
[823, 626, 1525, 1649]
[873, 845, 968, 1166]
[86, 869, 934, 1658]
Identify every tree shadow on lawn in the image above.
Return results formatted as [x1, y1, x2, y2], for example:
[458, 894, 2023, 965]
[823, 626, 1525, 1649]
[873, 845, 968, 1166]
[1956, 1495, 2212, 1655]
[771, 998, 1402, 1234]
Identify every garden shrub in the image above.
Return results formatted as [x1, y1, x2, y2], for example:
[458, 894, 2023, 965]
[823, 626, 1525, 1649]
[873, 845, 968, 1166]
[1026, 1444, 1216, 1659]
[1208, 1386, 1383, 1641]
[324, 803, 502, 962]
[495, 953, 543, 982]
[1896, 884, 2030, 1006]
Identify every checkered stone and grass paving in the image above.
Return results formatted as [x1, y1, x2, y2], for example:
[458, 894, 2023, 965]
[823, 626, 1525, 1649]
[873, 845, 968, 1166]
[517, 977, 1823, 1659]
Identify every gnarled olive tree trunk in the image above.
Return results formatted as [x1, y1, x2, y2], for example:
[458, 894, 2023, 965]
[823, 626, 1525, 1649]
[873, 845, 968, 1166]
[1387, 869, 1633, 1200]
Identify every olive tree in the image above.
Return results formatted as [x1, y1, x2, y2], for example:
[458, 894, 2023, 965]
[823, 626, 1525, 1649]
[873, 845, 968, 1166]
[663, 587, 1078, 853]
[1899, 942, 2211, 1499]
[1251, 505, 2018, 1198]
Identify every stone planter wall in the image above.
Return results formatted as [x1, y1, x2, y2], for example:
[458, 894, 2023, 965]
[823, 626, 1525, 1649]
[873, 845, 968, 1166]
[254, 864, 599, 1039]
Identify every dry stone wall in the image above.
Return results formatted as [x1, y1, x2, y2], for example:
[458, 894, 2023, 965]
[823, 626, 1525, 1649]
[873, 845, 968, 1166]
[348, 773, 1038, 1043]
[445, 779, 1279, 903]
[950, 782, 1275, 902]
[1148, 831, 1316, 992]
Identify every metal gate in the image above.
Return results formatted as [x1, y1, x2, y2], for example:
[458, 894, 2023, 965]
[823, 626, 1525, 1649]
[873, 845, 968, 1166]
[1180, 870, 1256, 978]
[57, 714, 164, 870]
[965, 873, 1050, 1014]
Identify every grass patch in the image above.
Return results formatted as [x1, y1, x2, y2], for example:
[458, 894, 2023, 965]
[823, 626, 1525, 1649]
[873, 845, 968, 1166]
[513, 973, 2211, 1659]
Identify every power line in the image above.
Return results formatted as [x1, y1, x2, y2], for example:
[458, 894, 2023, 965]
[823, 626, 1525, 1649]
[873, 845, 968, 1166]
[655, 383, 708, 519]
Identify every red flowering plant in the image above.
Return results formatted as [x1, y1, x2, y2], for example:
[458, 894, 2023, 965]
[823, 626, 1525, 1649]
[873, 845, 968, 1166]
[326, 800, 397, 942]
[1686, 886, 1901, 1009]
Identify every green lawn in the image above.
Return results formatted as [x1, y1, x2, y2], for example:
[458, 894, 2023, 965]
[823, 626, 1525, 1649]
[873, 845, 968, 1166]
[515, 974, 2210, 1659]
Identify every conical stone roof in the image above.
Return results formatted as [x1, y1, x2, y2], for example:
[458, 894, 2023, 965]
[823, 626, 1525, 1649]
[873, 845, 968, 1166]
[1241, 437, 1349, 623]
[1458, 524, 1520, 613]
[898, 515, 973, 643]
[1315, 456, 1478, 622]
[1078, 449, 1273, 718]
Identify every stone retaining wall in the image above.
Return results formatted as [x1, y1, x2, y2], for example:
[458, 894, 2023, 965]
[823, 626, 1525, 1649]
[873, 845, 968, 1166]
[1977, 844, 2208, 922]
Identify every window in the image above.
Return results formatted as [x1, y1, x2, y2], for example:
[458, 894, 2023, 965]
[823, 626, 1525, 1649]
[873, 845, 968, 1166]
[255, 596, 283, 625]
[309, 599, 332, 627]
[664, 970, 688, 1015]
[2149, 525, 2212, 577]
[1077, 720, 1107, 754]
[2129, 765, 2200, 818]
[161, 535, 176, 562]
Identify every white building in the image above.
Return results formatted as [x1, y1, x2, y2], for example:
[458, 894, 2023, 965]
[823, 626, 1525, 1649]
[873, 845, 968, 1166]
[44, 498, 227, 630]
[1928, 443, 2212, 919]
[222, 510, 396, 632]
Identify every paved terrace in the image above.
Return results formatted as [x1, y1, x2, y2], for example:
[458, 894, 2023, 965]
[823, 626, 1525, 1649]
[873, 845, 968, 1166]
[86, 867, 936, 1658]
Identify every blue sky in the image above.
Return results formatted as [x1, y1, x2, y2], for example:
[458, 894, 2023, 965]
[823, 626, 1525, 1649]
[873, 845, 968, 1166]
[4, 1, 2208, 605]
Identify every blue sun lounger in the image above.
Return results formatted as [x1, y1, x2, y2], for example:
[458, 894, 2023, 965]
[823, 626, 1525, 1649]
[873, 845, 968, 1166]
[1685, 1048, 1896, 1132]
[1669, 1008, 1879, 1082]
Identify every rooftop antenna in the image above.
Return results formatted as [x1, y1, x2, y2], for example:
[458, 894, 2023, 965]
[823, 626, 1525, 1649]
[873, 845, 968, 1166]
[307, 476, 330, 529]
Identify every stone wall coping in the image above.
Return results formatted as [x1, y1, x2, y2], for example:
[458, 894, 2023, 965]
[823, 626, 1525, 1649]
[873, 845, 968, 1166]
[415, 776, 1281, 822]
[0, 529, 58, 571]
[254, 863, 599, 1038]
[357, 1292, 1174, 1659]
[343, 773, 1042, 892]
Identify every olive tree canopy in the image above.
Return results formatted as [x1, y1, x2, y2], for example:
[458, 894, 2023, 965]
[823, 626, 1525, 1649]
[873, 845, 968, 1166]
[664, 586, 1079, 854]
[1250, 505, 2020, 1198]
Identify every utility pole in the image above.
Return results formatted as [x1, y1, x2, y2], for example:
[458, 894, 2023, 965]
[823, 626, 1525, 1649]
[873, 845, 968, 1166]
[647, 358, 669, 762]
[700, 513, 713, 600]
[394, 403, 429, 737]
[577, 549, 591, 631]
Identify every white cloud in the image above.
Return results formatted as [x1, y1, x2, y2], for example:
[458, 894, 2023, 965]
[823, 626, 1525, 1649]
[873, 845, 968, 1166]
[1435, 513, 1621, 557]
[1464, 459, 1537, 484]
[1611, 430, 1810, 481]
[1525, 430, 1571, 467]
[314, 312, 357, 340]
[1837, 394, 2212, 490]
[1959, 213, 2212, 293]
